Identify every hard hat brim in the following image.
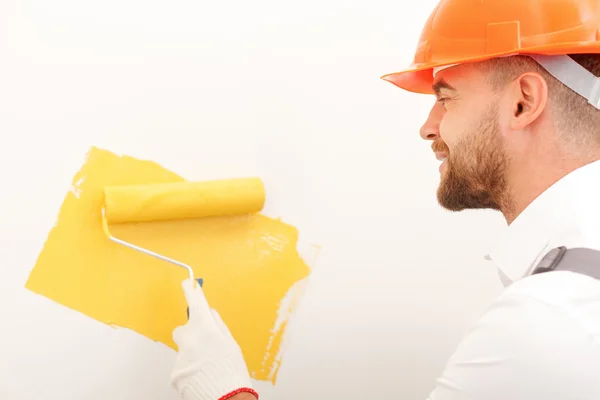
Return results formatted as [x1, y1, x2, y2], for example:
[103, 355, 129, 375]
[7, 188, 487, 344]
[381, 41, 600, 94]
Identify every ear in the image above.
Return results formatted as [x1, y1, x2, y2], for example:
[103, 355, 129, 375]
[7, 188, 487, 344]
[509, 72, 548, 131]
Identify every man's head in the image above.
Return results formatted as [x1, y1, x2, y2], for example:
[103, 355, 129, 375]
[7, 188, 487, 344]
[418, 54, 600, 222]
[380, 0, 600, 222]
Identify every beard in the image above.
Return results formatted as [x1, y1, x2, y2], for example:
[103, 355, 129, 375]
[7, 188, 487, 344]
[435, 105, 510, 212]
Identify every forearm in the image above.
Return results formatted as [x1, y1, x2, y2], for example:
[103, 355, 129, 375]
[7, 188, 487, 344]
[229, 394, 257, 400]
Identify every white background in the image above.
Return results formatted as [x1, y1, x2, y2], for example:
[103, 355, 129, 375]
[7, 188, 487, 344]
[0, 0, 507, 399]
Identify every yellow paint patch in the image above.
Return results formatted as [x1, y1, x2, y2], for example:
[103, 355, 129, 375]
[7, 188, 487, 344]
[25, 146, 311, 383]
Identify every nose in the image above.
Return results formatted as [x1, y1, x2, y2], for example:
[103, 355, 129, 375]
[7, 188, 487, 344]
[419, 100, 444, 141]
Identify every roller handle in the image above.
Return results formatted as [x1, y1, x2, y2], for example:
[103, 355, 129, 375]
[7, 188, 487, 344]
[186, 278, 204, 319]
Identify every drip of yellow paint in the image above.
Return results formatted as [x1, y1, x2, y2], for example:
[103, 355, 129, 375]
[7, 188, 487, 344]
[25, 146, 311, 383]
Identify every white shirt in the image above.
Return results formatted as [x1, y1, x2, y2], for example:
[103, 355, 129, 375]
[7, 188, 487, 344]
[426, 160, 600, 400]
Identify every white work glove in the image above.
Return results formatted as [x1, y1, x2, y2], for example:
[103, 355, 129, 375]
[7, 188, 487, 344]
[170, 278, 258, 400]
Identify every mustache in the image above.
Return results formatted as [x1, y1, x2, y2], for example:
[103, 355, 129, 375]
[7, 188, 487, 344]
[432, 140, 449, 153]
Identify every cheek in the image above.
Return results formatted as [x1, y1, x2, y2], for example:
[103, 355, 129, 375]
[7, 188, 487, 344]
[439, 114, 461, 148]
[440, 102, 482, 151]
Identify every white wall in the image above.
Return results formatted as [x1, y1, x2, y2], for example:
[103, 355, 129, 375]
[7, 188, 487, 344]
[0, 1, 507, 399]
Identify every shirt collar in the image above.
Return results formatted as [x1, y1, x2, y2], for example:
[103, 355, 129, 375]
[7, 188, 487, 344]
[486, 159, 600, 285]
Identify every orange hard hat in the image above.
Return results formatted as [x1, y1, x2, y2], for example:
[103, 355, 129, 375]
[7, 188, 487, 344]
[382, 0, 600, 97]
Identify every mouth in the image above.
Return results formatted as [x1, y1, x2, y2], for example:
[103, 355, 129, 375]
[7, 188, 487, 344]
[435, 152, 448, 173]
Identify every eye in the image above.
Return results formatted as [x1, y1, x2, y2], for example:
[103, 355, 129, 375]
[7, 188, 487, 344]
[436, 97, 450, 109]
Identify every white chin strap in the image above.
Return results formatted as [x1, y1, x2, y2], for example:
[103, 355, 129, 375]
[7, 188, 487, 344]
[432, 64, 457, 76]
[528, 54, 600, 110]
[432, 55, 600, 110]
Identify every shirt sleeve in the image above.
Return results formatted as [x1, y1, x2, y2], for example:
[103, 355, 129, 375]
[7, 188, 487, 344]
[424, 290, 600, 400]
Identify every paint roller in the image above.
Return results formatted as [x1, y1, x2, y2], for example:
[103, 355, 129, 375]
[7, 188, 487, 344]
[100, 177, 266, 292]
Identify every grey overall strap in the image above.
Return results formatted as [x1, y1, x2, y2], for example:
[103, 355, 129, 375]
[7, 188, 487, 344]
[531, 246, 600, 280]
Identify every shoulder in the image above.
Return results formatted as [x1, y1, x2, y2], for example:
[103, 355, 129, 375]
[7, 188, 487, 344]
[502, 268, 600, 330]
[474, 270, 600, 350]
[426, 271, 600, 400]
[459, 272, 600, 361]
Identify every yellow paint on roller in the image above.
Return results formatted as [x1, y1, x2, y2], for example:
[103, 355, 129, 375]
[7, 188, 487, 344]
[25, 146, 311, 383]
[104, 178, 266, 224]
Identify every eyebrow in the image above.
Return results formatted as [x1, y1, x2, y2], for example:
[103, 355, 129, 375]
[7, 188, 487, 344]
[432, 78, 456, 96]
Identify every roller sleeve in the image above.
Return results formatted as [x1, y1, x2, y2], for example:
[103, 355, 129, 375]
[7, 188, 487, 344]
[103, 178, 265, 224]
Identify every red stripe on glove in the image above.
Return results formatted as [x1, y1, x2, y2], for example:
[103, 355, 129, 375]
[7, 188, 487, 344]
[218, 387, 259, 400]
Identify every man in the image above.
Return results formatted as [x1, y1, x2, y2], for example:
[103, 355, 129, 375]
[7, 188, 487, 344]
[169, 1, 600, 399]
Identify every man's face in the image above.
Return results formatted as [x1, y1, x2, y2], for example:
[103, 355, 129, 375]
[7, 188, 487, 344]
[421, 64, 510, 212]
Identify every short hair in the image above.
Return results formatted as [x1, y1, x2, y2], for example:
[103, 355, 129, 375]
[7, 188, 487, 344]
[474, 54, 600, 147]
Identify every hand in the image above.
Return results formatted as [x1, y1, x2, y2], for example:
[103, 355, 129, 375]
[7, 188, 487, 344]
[170, 278, 258, 400]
